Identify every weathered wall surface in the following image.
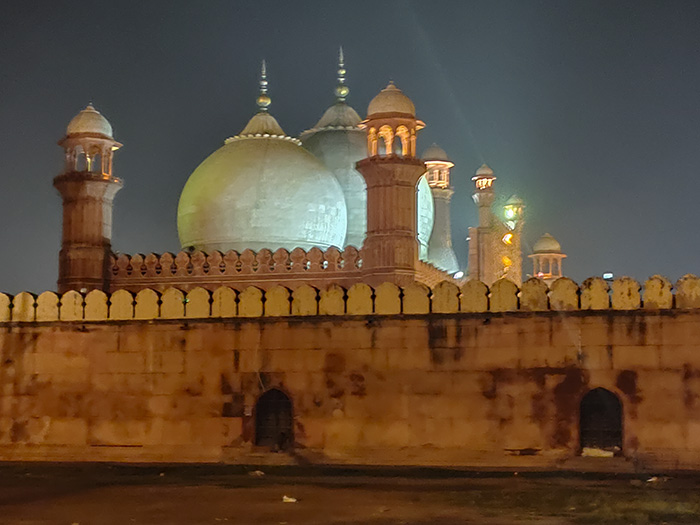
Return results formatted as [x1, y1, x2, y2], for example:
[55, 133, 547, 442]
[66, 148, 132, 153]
[1, 304, 700, 470]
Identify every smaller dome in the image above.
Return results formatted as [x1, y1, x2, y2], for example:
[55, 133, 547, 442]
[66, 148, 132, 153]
[422, 143, 450, 162]
[533, 233, 562, 254]
[475, 163, 494, 177]
[304, 102, 362, 134]
[66, 104, 113, 138]
[367, 82, 415, 116]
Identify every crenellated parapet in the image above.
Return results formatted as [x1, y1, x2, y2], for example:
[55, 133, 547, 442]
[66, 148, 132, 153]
[4, 274, 700, 322]
[108, 246, 363, 292]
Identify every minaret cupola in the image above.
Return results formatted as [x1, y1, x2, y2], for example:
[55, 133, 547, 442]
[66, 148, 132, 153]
[363, 82, 425, 158]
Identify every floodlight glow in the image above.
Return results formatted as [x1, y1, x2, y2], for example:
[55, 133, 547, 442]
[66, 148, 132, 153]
[454, 271, 464, 279]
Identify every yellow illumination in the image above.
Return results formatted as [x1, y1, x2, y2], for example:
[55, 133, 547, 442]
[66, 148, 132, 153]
[502, 233, 513, 245]
[502, 256, 513, 267]
[475, 178, 493, 190]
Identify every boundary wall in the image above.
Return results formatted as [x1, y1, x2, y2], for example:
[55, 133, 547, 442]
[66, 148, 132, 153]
[4, 274, 699, 323]
[0, 275, 699, 469]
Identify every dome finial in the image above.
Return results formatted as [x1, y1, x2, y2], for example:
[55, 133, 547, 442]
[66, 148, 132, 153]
[335, 46, 349, 102]
[256, 59, 271, 112]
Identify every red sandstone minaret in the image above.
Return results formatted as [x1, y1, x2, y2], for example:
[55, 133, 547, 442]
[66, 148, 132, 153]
[356, 82, 426, 286]
[54, 104, 123, 293]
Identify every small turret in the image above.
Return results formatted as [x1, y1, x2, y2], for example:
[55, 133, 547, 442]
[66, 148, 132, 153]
[529, 233, 566, 284]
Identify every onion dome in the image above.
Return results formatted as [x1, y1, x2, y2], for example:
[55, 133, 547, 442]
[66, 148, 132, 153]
[177, 62, 347, 253]
[66, 104, 113, 138]
[416, 174, 435, 260]
[533, 233, 562, 254]
[367, 81, 416, 117]
[301, 48, 366, 248]
[422, 143, 450, 162]
[475, 163, 494, 177]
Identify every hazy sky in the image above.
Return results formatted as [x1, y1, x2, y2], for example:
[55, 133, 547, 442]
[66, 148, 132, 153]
[1, 0, 699, 293]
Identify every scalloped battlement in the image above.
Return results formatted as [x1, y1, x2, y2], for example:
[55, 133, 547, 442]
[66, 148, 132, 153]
[108, 246, 364, 292]
[3, 274, 699, 322]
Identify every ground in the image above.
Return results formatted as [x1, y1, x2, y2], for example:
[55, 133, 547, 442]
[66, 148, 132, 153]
[1, 465, 700, 524]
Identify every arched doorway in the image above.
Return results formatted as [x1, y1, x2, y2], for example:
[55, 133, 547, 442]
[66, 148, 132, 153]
[255, 389, 293, 451]
[579, 388, 622, 453]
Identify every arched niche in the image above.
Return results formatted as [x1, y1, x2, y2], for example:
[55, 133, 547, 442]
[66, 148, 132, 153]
[579, 387, 622, 455]
[254, 389, 293, 451]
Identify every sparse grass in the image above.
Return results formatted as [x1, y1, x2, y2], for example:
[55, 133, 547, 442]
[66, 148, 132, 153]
[2, 466, 700, 523]
[439, 480, 700, 523]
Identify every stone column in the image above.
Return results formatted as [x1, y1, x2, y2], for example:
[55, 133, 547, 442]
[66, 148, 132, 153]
[356, 157, 426, 286]
[54, 173, 122, 293]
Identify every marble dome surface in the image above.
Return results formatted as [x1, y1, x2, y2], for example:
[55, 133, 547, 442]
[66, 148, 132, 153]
[302, 101, 366, 249]
[66, 104, 113, 137]
[417, 174, 435, 260]
[177, 111, 347, 253]
[367, 82, 416, 116]
[533, 233, 562, 254]
[422, 143, 450, 162]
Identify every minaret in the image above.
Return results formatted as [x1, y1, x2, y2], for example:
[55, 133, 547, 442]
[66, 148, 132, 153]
[529, 233, 566, 285]
[423, 144, 459, 274]
[468, 164, 497, 283]
[467, 165, 524, 285]
[54, 105, 123, 293]
[356, 82, 426, 286]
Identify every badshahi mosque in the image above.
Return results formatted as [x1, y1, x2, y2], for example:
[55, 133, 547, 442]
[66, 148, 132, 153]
[2, 52, 699, 471]
[55, 54, 564, 294]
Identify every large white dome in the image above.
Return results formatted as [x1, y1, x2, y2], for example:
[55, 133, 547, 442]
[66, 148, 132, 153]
[177, 112, 347, 253]
[417, 174, 435, 260]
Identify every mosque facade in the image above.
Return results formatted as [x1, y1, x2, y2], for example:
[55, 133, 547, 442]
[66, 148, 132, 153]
[54, 53, 566, 296]
[6, 54, 700, 472]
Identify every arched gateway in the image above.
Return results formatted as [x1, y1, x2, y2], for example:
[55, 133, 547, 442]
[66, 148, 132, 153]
[255, 389, 293, 451]
[579, 388, 623, 453]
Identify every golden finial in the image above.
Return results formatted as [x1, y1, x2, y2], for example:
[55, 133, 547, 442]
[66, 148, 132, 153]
[335, 46, 349, 102]
[256, 59, 271, 112]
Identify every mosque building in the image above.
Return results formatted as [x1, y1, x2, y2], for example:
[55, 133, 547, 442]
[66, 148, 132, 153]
[5, 51, 700, 473]
[54, 51, 564, 294]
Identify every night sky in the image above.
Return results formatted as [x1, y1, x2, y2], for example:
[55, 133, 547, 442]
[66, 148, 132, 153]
[1, 1, 699, 293]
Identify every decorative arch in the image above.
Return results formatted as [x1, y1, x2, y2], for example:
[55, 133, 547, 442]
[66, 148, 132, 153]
[367, 127, 378, 157]
[395, 125, 410, 156]
[377, 125, 393, 156]
[254, 388, 293, 451]
[579, 387, 622, 454]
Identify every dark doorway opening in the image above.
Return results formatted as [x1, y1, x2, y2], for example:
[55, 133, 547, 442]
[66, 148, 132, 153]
[255, 389, 293, 451]
[579, 388, 622, 453]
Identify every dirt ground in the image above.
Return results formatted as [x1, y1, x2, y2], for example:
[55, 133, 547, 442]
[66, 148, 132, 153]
[0, 464, 699, 524]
